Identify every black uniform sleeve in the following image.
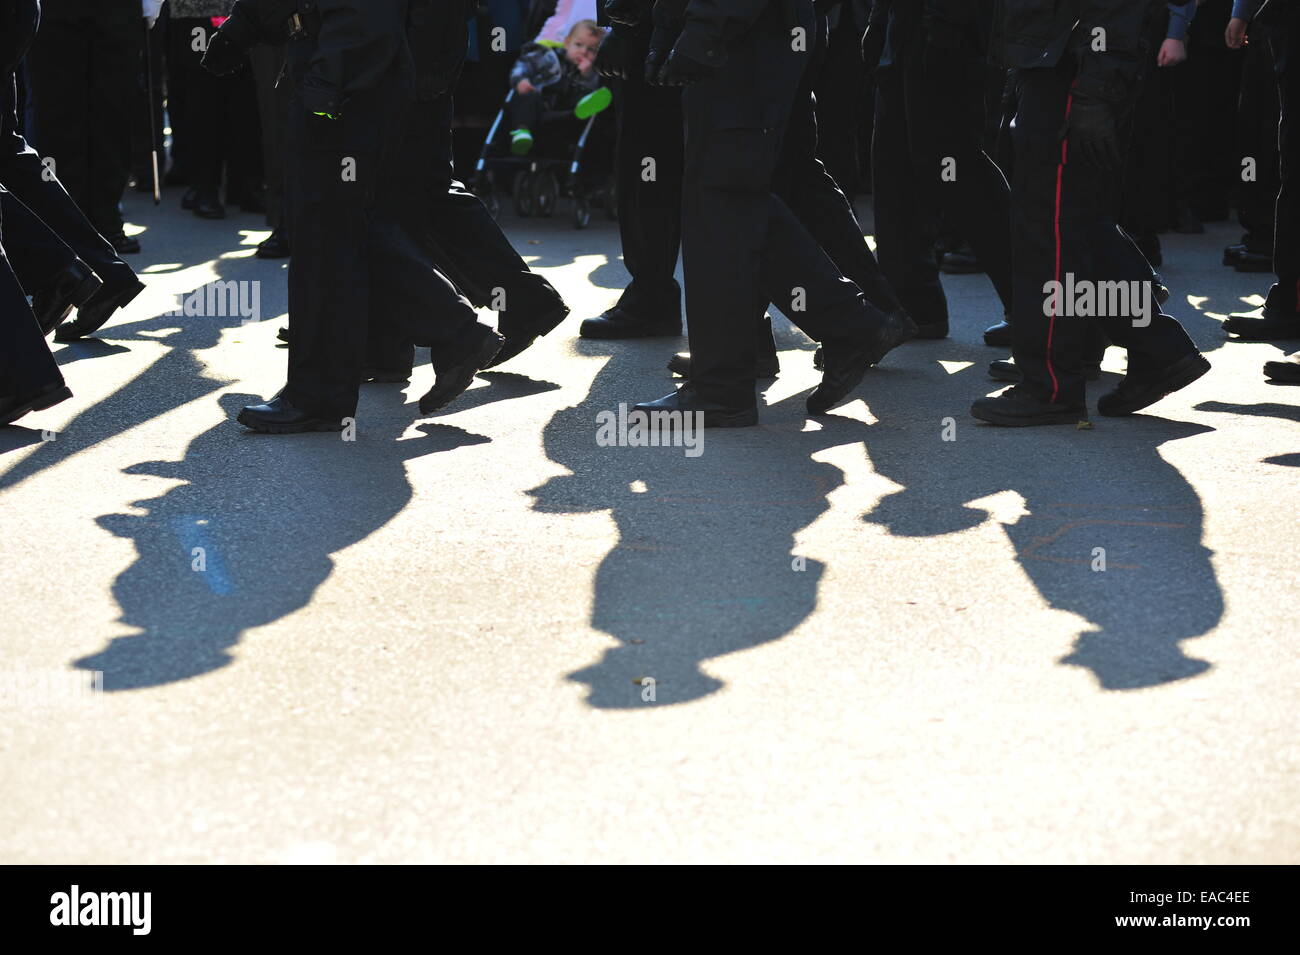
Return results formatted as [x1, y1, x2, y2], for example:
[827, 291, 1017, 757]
[224, 0, 301, 49]
[1072, 0, 1151, 103]
[673, 0, 778, 68]
[298, 0, 410, 116]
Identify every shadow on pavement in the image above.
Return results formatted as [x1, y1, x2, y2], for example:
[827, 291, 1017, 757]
[862, 340, 1222, 690]
[72, 391, 488, 691]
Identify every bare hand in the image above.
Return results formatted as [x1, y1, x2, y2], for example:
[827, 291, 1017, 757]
[1157, 38, 1187, 67]
[1226, 17, 1247, 49]
[516, 79, 535, 95]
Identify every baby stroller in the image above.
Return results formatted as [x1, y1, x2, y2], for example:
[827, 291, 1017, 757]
[469, 88, 616, 229]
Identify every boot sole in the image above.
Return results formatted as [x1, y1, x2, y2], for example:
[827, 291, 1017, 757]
[971, 404, 1087, 427]
[1098, 354, 1211, 417]
[0, 384, 73, 427]
[419, 331, 504, 414]
[579, 323, 681, 339]
[235, 411, 344, 434]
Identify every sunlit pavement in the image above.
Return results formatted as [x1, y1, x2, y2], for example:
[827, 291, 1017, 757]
[1, 189, 1296, 863]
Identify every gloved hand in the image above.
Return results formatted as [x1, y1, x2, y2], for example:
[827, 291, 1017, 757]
[142, 0, 163, 29]
[658, 47, 715, 87]
[604, 0, 646, 29]
[201, 29, 245, 76]
[596, 27, 629, 80]
[200, 6, 257, 76]
[1060, 93, 1121, 170]
[644, 27, 674, 84]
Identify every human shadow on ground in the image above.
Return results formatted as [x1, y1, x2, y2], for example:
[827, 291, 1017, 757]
[71, 391, 489, 691]
[530, 335, 868, 708]
[860, 339, 1222, 690]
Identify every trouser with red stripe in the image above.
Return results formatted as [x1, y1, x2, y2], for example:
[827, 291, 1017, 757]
[1009, 55, 1197, 406]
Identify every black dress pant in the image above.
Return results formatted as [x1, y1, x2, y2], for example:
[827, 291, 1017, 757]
[282, 73, 484, 420]
[1270, 14, 1300, 302]
[251, 44, 291, 231]
[609, 26, 684, 324]
[1009, 56, 1197, 406]
[0, 73, 136, 295]
[24, 0, 140, 237]
[1237, 31, 1280, 255]
[0, 198, 63, 398]
[871, 34, 1013, 329]
[0, 186, 76, 292]
[366, 95, 566, 374]
[681, 1, 877, 409]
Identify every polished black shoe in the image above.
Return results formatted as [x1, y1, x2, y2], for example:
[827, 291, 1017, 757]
[1222, 244, 1246, 266]
[666, 351, 780, 379]
[1264, 350, 1300, 383]
[54, 276, 146, 341]
[1232, 250, 1273, 273]
[579, 305, 680, 339]
[31, 260, 103, 336]
[256, 229, 291, 259]
[483, 303, 570, 368]
[181, 187, 200, 210]
[0, 380, 73, 428]
[1096, 352, 1210, 417]
[971, 385, 1087, 427]
[807, 309, 913, 415]
[632, 384, 758, 428]
[237, 394, 345, 433]
[940, 245, 982, 274]
[983, 318, 1012, 347]
[193, 191, 226, 219]
[1223, 309, 1300, 340]
[988, 358, 1101, 383]
[912, 320, 948, 340]
[419, 324, 503, 414]
[106, 232, 141, 255]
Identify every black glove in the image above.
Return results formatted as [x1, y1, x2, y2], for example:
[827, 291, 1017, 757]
[596, 27, 629, 80]
[604, 0, 646, 28]
[201, 6, 258, 77]
[1061, 93, 1121, 170]
[658, 47, 714, 87]
[201, 29, 246, 76]
[644, 27, 674, 84]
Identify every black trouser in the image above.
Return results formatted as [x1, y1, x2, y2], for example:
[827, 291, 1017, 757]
[24, 2, 140, 237]
[0, 197, 63, 399]
[366, 94, 567, 374]
[1174, 0, 1241, 222]
[0, 73, 136, 295]
[775, 11, 901, 321]
[609, 26, 684, 323]
[1271, 15, 1300, 304]
[170, 18, 262, 203]
[251, 44, 291, 231]
[681, 0, 878, 409]
[282, 72, 479, 420]
[1237, 30, 1279, 254]
[871, 36, 1013, 329]
[1009, 57, 1197, 406]
[0, 186, 77, 292]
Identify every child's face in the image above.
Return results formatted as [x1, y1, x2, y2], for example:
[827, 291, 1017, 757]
[565, 29, 601, 74]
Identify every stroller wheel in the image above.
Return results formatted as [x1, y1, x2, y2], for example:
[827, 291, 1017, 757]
[573, 196, 591, 230]
[513, 171, 535, 217]
[533, 169, 559, 218]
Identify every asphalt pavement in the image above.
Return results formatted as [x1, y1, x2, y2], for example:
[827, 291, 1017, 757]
[0, 187, 1296, 863]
